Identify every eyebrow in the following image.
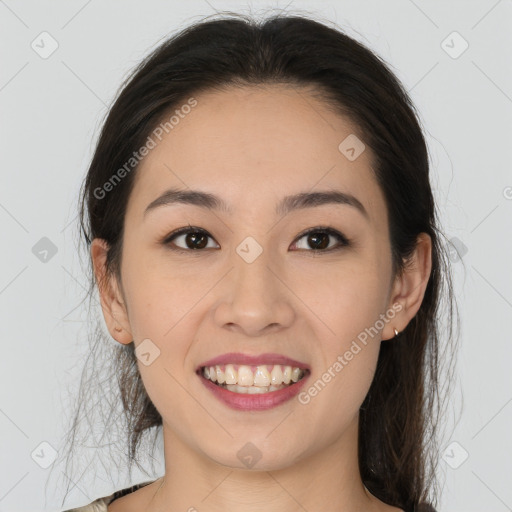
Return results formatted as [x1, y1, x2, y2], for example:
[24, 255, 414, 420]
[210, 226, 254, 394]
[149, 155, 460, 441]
[143, 187, 369, 221]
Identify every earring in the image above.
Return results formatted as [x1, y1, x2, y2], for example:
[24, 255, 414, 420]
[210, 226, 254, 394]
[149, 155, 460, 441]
[394, 327, 399, 337]
[112, 312, 122, 332]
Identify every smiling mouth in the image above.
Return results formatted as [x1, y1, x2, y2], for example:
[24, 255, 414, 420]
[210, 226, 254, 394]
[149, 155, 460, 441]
[198, 364, 309, 394]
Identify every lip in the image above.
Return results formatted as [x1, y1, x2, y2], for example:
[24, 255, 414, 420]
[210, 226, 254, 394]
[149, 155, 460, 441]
[198, 370, 310, 411]
[196, 352, 310, 372]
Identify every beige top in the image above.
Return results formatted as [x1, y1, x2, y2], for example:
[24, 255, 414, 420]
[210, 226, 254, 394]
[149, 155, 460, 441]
[63, 480, 155, 511]
[64, 496, 111, 512]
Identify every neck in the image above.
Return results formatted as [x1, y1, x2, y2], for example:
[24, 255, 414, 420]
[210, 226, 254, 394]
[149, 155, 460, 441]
[149, 415, 381, 512]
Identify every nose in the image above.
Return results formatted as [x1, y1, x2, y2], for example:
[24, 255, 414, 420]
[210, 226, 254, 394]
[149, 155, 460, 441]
[213, 247, 295, 337]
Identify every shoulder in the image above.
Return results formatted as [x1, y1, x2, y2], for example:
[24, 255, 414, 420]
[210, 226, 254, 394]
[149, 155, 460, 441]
[62, 480, 156, 512]
[62, 495, 111, 512]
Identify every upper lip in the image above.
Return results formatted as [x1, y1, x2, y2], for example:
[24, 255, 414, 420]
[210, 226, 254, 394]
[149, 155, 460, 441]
[197, 352, 310, 372]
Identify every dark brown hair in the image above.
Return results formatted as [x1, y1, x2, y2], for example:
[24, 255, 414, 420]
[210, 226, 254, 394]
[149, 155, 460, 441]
[52, 11, 459, 511]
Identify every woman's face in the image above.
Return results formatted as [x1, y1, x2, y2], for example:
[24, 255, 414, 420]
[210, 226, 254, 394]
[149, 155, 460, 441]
[93, 84, 428, 471]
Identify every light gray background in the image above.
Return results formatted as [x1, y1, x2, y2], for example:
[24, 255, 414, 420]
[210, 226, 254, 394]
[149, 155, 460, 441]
[1, 1, 511, 511]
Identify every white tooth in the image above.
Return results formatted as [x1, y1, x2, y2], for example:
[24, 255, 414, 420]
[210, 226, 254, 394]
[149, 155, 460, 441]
[247, 386, 267, 394]
[270, 365, 284, 385]
[253, 366, 271, 386]
[203, 367, 210, 379]
[291, 367, 302, 382]
[225, 383, 288, 394]
[283, 366, 292, 384]
[238, 365, 254, 386]
[215, 365, 225, 384]
[209, 366, 216, 382]
[224, 364, 237, 384]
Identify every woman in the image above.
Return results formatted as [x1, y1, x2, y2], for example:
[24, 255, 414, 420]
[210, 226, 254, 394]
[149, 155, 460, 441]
[58, 11, 457, 512]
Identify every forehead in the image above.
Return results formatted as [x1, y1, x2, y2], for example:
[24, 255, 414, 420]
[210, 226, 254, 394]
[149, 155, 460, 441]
[128, 84, 387, 226]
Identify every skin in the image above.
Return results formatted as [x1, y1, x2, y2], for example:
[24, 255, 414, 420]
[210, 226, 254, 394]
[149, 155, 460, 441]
[91, 84, 432, 512]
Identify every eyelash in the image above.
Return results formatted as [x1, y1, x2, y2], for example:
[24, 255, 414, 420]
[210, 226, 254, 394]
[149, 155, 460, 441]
[161, 225, 350, 255]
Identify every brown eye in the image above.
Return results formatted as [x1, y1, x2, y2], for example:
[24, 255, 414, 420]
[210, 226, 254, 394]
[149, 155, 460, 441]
[164, 227, 219, 251]
[291, 227, 349, 252]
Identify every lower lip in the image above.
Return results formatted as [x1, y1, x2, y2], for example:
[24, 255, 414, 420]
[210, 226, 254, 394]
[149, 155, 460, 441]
[198, 371, 310, 411]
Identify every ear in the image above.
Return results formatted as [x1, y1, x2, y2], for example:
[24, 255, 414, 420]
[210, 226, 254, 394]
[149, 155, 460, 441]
[90, 238, 133, 345]
[383, 232, 432, 340]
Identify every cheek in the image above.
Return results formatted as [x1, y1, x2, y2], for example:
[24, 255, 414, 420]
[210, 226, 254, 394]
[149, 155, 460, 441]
[120, 258, 206, 370]
[320, 346, 379, 429]
[294, 260, 387, 337]
[120, 249, 201, 339]
[300, 312, 381, 428]
[295, 261, 385, 400]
